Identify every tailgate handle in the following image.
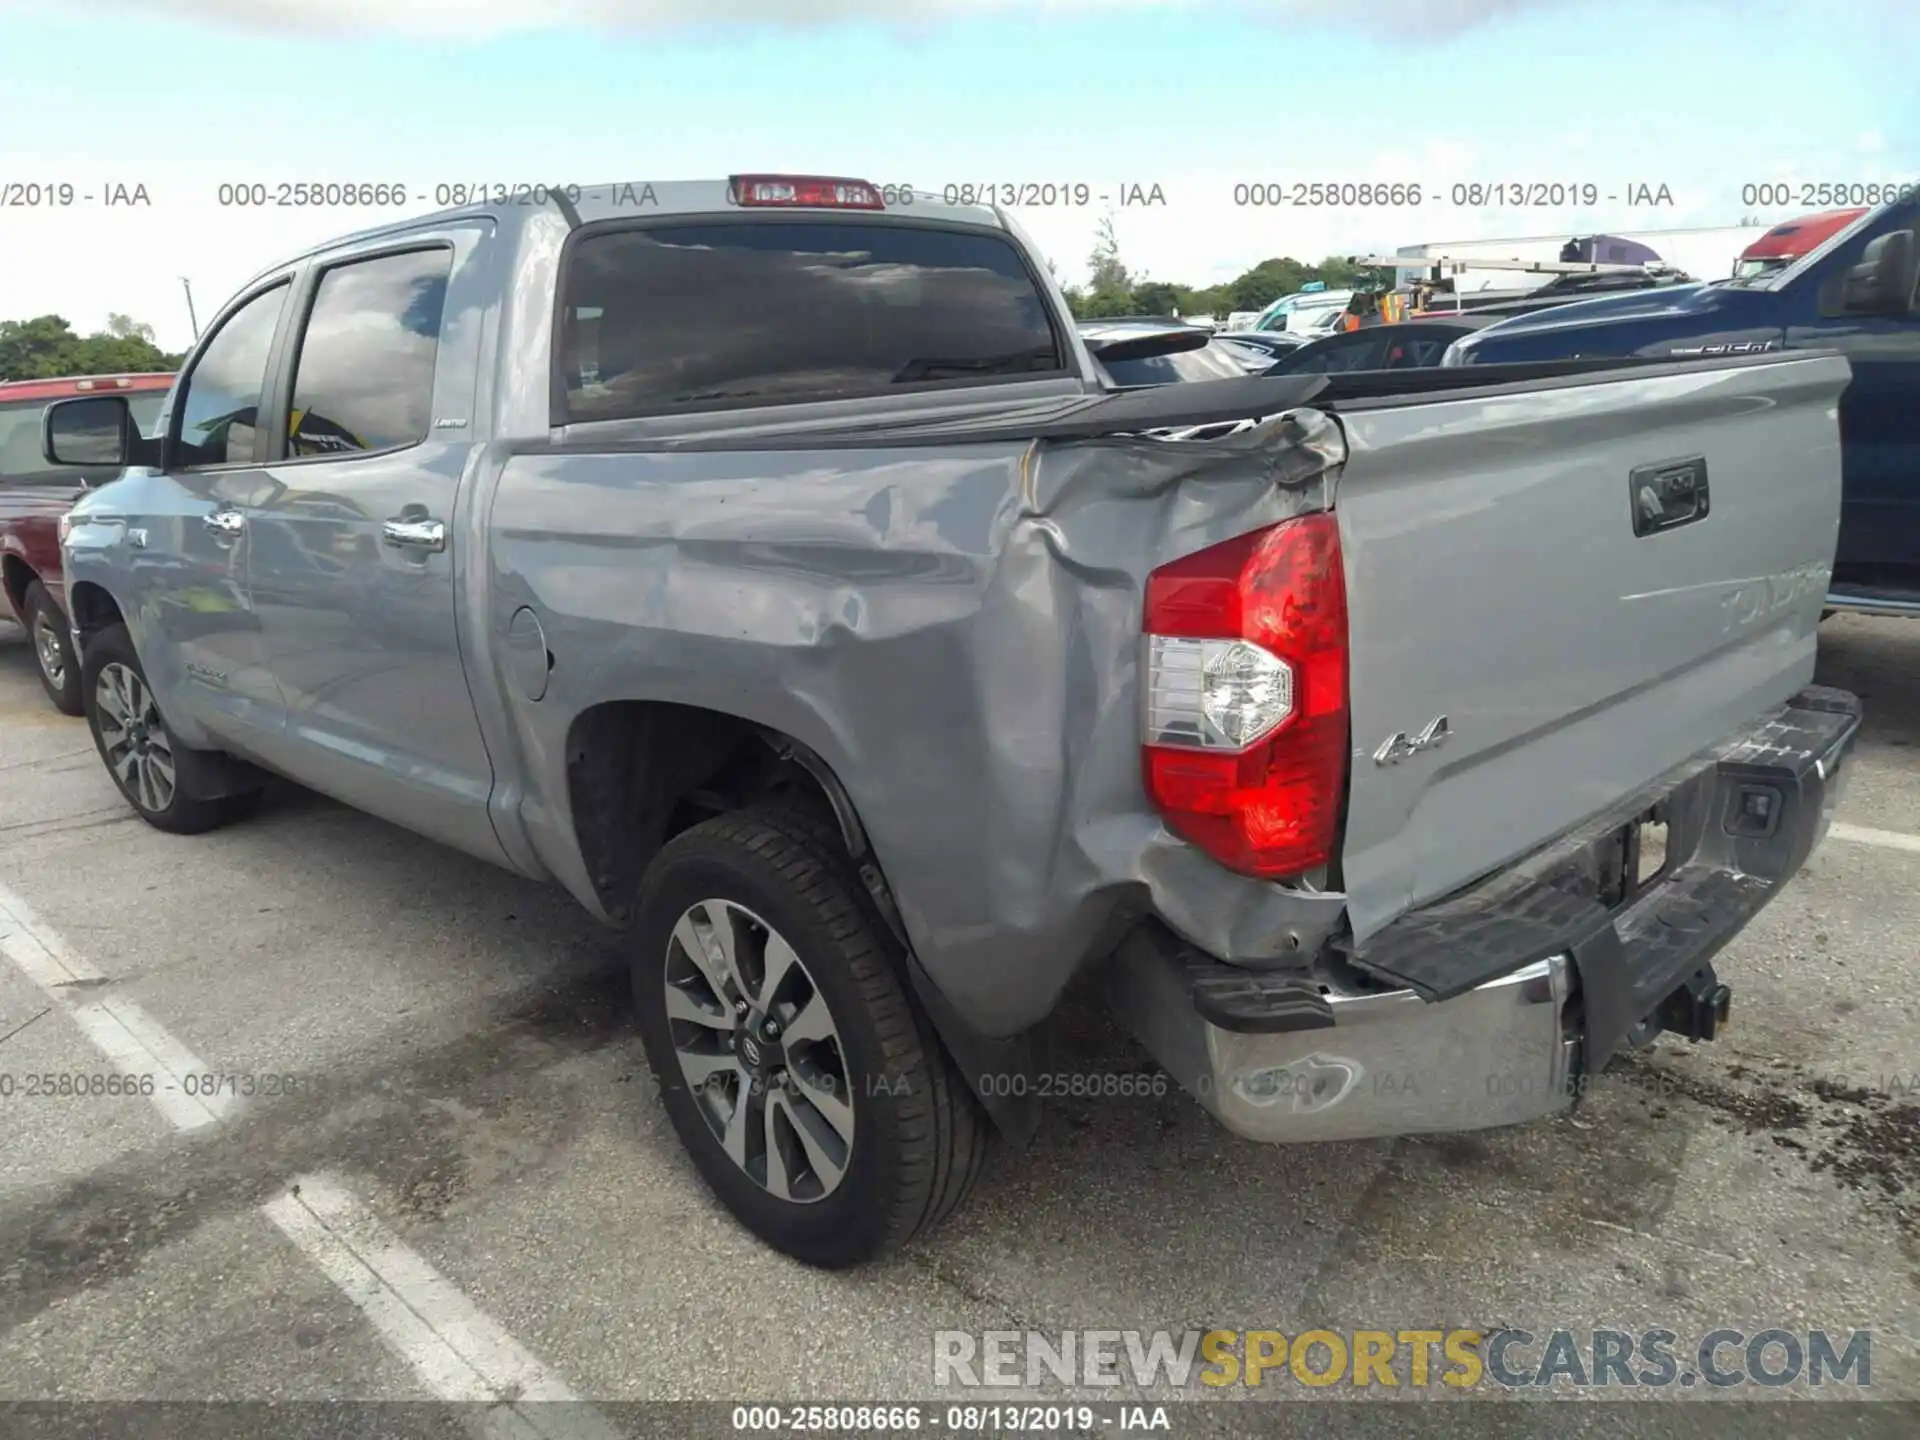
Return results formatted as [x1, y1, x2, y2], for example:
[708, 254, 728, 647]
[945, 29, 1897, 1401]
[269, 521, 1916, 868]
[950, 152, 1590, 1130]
[1630, 456, 1710, 537]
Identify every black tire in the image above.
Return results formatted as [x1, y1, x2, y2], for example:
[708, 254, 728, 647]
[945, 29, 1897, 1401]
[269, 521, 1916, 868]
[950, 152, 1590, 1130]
[23, 581, 83, 716]
[631, 806, 992, 1268]
[80, 622, 258, 834]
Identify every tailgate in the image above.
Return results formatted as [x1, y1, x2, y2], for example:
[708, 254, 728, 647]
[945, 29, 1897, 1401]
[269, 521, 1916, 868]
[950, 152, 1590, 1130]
[1331, 351, 1851, 945]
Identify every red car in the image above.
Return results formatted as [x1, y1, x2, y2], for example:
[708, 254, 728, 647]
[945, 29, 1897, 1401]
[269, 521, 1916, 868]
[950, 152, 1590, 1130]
[0, 372, 174, 713]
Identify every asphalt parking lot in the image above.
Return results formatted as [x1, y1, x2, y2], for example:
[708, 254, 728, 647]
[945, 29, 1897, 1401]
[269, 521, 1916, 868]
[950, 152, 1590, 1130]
[2, 614, 1919, 1438]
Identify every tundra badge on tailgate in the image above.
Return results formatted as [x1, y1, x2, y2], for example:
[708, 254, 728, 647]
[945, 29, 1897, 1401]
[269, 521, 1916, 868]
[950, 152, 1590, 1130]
[1373, 715, 1451, 766]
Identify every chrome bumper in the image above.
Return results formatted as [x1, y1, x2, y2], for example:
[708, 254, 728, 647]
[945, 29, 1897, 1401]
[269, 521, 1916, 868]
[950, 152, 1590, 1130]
[1109, 935, 1577, 1143]
[1111, 685, 1861, 1145]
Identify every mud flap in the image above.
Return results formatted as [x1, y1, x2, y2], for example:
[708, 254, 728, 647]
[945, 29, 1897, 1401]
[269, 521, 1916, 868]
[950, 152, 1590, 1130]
[905, 955, 1042, 1148]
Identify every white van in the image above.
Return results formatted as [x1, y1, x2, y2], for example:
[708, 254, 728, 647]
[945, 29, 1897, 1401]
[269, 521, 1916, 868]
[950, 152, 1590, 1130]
[1254, 289, 1353, 331]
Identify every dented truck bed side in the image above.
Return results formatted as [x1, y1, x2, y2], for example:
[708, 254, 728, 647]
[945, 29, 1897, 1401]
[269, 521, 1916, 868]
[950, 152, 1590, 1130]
[476, 342, 1852, 1050]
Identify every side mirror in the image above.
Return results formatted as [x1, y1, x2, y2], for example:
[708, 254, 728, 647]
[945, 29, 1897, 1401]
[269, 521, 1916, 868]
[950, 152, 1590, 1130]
[43, 395, 134, 468]
[1838, 230, 1916, 316]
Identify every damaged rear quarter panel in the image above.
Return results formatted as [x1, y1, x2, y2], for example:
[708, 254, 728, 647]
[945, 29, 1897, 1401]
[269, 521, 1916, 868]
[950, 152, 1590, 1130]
[487, 412, 1348, 1037]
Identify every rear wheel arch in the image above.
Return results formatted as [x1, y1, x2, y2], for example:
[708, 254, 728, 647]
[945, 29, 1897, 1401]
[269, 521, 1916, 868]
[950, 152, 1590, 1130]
[562, 698, 1043, 1147]
[563, 700, 893, 932]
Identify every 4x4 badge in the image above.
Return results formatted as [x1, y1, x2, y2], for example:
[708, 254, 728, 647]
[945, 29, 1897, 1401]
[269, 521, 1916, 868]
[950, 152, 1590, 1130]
[1373, 715, 1451, 766]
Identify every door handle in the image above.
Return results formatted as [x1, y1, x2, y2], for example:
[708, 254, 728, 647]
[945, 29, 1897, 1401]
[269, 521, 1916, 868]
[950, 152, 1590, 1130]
[203, 508, 245, 537]
[382, 516, 446, 552]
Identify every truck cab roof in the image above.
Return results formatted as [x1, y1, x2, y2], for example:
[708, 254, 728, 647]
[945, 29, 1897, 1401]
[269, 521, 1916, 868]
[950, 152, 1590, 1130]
[1735, 207, 1869, 276]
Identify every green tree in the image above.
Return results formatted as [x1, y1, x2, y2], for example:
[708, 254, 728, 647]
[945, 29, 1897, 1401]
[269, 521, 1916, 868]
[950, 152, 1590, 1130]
[1131, 280, 1182, 317]
[1077, 213, 1138, 318]
[0, 313, 182, 380]
[1225, 258, 1309, 314]
[1087, 213, 1130, 293]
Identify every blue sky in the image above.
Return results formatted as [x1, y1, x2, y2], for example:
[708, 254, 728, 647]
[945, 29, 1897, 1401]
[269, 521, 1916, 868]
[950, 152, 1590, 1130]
[2, 0, 1914, 348]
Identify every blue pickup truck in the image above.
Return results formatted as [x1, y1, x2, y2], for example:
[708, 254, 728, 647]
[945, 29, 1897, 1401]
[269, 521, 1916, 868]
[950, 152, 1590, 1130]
[1447, 196, 1920, 616]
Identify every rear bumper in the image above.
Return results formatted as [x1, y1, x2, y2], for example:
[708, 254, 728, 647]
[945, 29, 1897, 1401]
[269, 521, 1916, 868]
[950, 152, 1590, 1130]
[1109, 685, 1861, 1144]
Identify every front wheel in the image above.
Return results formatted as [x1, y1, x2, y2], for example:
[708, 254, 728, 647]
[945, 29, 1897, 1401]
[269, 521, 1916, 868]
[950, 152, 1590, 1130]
[80, 623, 256, 834]
[630, 807, 992, 1268]
[24, 581, 82, 716]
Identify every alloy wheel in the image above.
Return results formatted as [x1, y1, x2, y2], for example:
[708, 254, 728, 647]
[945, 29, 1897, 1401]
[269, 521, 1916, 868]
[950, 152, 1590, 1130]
[662, 898, 855, 1203]
[95, 661, 177, 813]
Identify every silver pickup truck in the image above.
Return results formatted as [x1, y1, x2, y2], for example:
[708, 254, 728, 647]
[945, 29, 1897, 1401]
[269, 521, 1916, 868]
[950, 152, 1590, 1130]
[43, 175, 1861, 1268]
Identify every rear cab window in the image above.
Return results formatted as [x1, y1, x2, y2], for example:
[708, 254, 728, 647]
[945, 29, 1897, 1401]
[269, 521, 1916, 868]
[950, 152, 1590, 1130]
[555, 218, 1068, 421]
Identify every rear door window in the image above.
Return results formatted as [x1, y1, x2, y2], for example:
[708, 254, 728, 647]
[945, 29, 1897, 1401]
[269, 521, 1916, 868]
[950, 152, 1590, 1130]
[556, 220, 1066, 421]
[281, 247, 453, 457]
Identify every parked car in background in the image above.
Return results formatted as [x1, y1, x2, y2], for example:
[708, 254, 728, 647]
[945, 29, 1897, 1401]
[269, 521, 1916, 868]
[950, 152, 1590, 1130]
[1267, 317, 1495, 373]
[1252, 286, 1350, 332]
[1444, 274, 1698, 323]
[1213, 330, 1309, 368]
[1416, 269, 1695, 320]
[1293, 302, 1352, 336]
[1220, 311, 1262, 331]
[1733, 208, 1866, 280]
[46, 174, 1859, 1272]
[1255, 290, 1353, 332]
[0, 373, 173, 713]
[1078, 319, 1261, 387]
[1448, 194, 1920, 617]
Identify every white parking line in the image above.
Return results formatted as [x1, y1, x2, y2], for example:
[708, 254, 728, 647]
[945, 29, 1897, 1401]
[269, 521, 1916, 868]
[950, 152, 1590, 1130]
[0, 883, 229, 1130]
[265, 1175, 621, 1440]
[0, 879, 615, 1430]
[1828, 822, 1920, 855]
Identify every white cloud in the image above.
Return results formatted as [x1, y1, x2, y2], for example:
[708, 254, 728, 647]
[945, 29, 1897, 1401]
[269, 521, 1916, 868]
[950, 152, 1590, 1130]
[2, 0, 1907, 351]
[89, 0, 1578, 38]
[8, 132, 1875, 354]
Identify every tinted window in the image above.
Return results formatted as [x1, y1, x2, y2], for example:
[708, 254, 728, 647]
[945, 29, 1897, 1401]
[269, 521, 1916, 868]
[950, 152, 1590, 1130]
[285, 248, 451, 457]
[0, 391, 167, 485]
[1100, 342, 1252, 388]
[557, 220, 1064, 420]
[1277, 334, 1388, 373]
[1216, 339, 1283, 370]
[1383, 329, 1473, 368]
[175, 284, 289, 468]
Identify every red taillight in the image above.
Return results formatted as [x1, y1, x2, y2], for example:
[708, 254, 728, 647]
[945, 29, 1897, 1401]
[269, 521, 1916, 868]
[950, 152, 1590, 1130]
[1142, 512, 1349, 878]
[728, 174, 884, 210]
